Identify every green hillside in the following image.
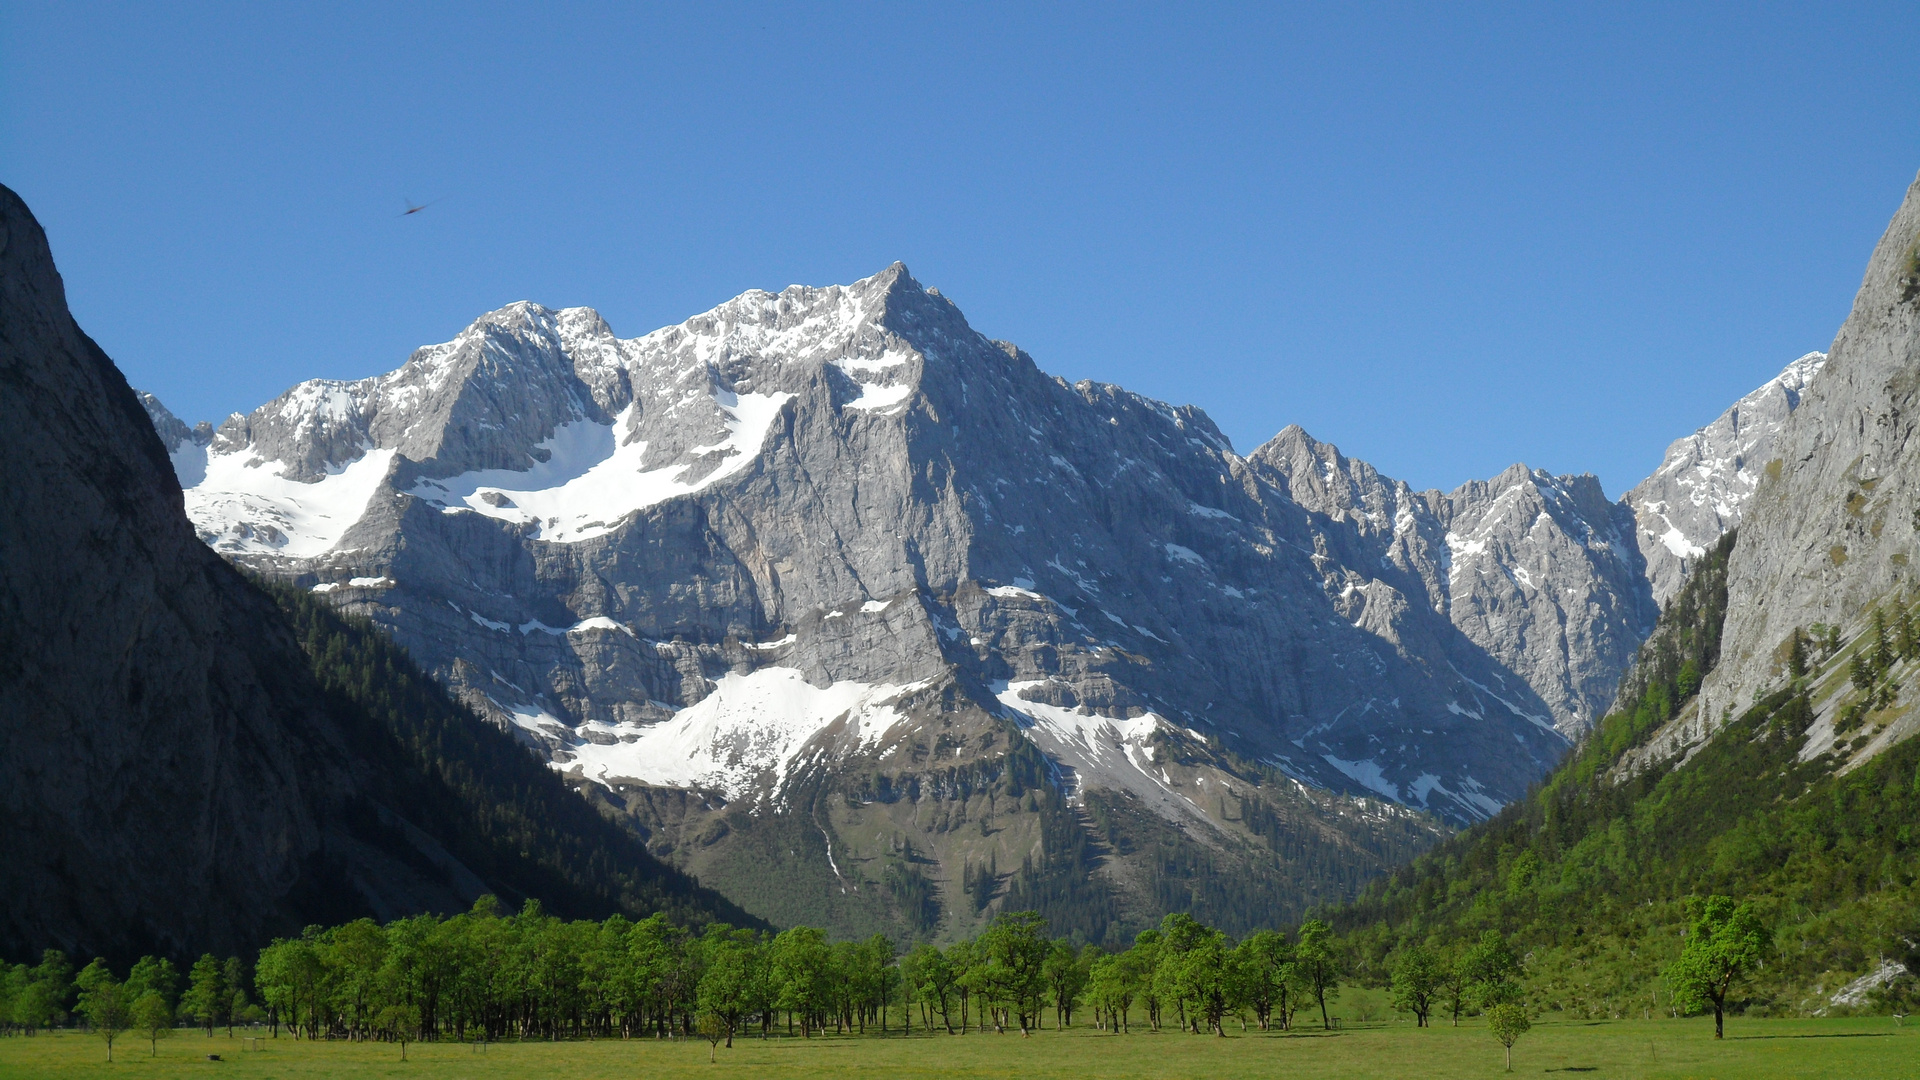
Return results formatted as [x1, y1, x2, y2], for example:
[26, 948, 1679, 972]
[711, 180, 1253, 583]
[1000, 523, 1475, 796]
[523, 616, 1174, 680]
[1325, 532, 1920, 1017]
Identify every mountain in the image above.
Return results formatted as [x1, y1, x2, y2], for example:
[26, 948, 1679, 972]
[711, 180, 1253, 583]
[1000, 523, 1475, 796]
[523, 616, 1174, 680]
[1698, 173, 1920, 749]
[1247, 430, 1657, 738]
[139, 251, 1727, 940]
[0, 183, 745, 967]
[1625, 352, 1826, 606]
[1326, 170, 1920, 1019]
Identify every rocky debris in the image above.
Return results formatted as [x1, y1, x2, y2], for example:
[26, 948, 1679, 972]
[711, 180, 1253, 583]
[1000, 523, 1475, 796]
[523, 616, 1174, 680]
[1825, 959, 1910, 1011]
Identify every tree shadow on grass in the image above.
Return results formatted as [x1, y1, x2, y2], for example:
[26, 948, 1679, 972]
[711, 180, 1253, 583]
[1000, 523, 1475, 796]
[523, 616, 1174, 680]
[1271, 1032, 1348, 1039]
[1731, 1032, 1893, 1040]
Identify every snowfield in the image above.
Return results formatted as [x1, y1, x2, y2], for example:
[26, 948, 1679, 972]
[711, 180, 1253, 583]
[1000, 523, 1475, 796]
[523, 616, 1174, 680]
[409, 393, 791, 543]
[555, 668, 927, 800]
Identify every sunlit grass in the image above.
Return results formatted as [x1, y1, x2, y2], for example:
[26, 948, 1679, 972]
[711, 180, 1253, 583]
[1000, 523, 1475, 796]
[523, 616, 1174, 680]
[1, 1015, 1912, 1079]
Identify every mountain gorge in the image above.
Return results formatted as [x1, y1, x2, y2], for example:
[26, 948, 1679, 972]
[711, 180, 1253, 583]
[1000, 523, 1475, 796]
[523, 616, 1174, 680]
[132, 238, 1821, 942]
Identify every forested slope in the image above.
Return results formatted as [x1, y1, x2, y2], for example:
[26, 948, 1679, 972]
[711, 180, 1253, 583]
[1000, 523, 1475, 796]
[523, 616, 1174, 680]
[1326, 532, 1920, 1016]
[268, 584, 757, 931]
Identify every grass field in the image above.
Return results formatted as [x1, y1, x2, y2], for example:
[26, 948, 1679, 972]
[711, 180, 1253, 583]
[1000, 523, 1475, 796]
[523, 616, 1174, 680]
[1, 1016, 1911, 1079]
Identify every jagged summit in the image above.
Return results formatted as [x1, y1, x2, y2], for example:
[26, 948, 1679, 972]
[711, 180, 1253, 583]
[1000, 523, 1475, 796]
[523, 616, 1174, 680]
[133, 256, 1823, 936]
[1246, 426, 1655, 737]
[1624, 350, 1827, 605]
[144, 270, 1572, 820]
[151, 265, 959, 553]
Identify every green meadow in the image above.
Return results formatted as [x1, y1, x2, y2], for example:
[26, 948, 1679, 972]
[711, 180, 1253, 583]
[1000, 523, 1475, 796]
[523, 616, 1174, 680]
[2, 1016, 1911, 1080]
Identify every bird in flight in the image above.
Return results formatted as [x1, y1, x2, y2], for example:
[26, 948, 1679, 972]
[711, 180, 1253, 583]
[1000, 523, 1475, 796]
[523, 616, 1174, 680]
[400, 198, 438, 217]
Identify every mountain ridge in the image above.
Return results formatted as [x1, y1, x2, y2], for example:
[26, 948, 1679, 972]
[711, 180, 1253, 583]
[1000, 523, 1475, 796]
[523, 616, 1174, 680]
[1625, 350, 1826, 606]
[1320, 168, 1920, 1022]
[134, 256, 1826, 940]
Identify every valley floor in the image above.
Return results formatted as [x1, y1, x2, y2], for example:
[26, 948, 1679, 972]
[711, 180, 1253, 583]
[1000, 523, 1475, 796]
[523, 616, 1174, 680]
[2, 1017, 1912, 1079]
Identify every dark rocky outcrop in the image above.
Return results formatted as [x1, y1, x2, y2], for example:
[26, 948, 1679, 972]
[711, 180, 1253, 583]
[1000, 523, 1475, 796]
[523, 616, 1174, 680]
[0, 183, 741, 965]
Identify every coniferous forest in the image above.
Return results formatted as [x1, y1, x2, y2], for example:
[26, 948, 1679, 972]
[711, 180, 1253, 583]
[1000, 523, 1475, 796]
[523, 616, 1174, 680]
[267, 583, 755, 932]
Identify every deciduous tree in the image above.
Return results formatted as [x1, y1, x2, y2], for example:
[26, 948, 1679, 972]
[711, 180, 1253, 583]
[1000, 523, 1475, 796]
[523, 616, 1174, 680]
[1390, 944, 1441, 1027]
[1487, 1003, 1530, 1071]
[1462, 931, 1522, 1010]
[183, 953, 227, 1036]
[131, 990, 174, 1056]
[1664, 894, 1772, 1039]
[75, 963, 131, 1062]
[1294, 920, 1341, 1030]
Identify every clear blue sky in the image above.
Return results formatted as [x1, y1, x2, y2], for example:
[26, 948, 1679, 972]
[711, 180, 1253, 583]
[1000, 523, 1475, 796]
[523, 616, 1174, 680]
[4, 3, 1917, 495]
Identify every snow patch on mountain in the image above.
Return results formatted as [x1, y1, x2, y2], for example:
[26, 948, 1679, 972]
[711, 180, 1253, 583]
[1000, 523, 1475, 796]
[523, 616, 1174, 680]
[995, 680, 1217, 826]
[1320, 755, 1399, 801]
[1406, 772, 1504, 818]
[557, 668, 926, 799]
[187, 447, 396, 557]
[410, 392, 791, 543]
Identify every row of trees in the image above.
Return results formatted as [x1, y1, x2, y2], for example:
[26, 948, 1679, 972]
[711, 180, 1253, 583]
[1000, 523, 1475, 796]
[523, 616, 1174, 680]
[8, 890, 1776, 1068]
[3, 901, 1468, 1052]
[232, 901, 1374, 1047]
[1379, 898, 1771, 1041]
[0, 950, 253, 1060]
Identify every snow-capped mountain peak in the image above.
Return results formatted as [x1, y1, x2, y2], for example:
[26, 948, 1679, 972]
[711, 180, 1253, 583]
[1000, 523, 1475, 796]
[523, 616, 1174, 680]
[134, 258, 1833, 935]
[154, 264, 950, 556]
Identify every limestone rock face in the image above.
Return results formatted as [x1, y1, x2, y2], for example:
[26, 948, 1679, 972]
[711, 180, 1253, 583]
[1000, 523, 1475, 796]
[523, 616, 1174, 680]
[138, 225, 1853, 935]
[1248, 431, 1658, 738]
[1700, 173, 1920, 729]
[141, 267, 1494, 935]
[151, 264, 1623, 836]
[1625, 352, 1826, 606]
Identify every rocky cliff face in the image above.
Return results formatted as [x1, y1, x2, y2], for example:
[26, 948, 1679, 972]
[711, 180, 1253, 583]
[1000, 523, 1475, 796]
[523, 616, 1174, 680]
[0, 183, 733, 965]
[1625, 352, 1826, 607]
[0, 182, 435, 960]
[139, 257, 1744, 937]
[1248, 430, 1658, 738]
[1695, 173, 1920, 743]
[155, 267, 1599, 808]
